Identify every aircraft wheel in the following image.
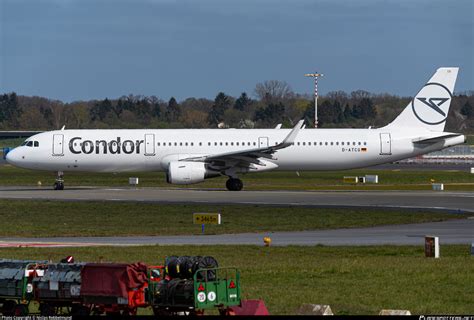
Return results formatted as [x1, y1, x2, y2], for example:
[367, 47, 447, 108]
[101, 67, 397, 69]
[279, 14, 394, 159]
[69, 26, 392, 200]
[226, 178, 243, 191]
[53, 182, 64, 190]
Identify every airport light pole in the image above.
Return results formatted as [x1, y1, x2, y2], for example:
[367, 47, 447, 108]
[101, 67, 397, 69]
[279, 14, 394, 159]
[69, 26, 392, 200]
[304, 72, 324, 128]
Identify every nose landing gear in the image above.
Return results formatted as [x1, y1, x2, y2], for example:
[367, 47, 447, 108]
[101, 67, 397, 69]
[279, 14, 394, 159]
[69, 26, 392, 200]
[226, 178, 243, 191]
[53, 171, 64, 190]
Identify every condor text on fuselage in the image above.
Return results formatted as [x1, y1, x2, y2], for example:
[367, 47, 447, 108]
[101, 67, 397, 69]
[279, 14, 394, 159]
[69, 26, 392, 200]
[69, 137, 144, 155]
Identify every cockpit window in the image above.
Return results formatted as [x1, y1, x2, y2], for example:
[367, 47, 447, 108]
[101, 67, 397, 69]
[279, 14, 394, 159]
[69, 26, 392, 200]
[26, 141, 33, 147]
[34, 141, 39, 147]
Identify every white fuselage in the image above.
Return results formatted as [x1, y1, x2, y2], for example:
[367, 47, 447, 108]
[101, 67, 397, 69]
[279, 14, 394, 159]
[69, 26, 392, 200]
[6, 127, 465, 173]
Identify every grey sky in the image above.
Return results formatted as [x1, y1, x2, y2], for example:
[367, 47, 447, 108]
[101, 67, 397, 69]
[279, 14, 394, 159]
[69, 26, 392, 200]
[0, 0, 472, 102]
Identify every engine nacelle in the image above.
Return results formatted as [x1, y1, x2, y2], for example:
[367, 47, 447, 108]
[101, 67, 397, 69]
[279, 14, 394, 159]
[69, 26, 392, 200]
[167, 161, 207, 185]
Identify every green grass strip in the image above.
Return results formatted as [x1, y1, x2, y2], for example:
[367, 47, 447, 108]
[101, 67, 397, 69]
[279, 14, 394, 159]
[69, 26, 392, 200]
[0, 199, 469, 237]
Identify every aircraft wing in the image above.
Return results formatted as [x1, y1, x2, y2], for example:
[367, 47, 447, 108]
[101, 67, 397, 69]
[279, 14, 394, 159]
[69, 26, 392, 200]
[181, 120, 304, 166]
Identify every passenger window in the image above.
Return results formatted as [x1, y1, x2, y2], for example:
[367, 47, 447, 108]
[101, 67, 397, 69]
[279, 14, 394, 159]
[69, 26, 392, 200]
[297, 142, 300, 146]
[253, 142, 256, 146]
[225, 142, 228, 146]
[353, 142, 356, 146]
[364, 142, 367, 146]
[330, 142, 333, 146]
[342, 142, 344, 146]
[319, 142, 323, 146]
[325, 142, 328, 146]
[220, 142, 223, 146]
[336, 142, 339, 146]
[358, 142, 361, 145]
[157, 142, 160, 146]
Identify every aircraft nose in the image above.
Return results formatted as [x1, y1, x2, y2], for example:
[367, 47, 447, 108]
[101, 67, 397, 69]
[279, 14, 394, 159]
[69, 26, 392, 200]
[5, 148, 19, 165]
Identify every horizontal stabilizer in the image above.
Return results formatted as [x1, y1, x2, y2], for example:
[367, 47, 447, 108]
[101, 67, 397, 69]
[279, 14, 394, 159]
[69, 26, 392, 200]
[412, 133, 464, 144]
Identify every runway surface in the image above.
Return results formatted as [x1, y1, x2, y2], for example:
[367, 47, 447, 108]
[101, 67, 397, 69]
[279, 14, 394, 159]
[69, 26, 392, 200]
[0, 218, 472, 247]
[0, 187, 473, 212]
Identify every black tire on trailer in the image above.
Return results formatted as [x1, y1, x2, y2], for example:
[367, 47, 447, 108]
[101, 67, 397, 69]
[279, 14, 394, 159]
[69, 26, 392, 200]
[165, 256, 180, 278]
[196, 256, 219, 281]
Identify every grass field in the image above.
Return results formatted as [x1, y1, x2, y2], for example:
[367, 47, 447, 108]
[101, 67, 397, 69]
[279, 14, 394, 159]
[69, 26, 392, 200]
[0, 245, 472, 315]
[466, 135, 474, 145]
[0, 165, 473, 190]
[0, 199, 468, 237]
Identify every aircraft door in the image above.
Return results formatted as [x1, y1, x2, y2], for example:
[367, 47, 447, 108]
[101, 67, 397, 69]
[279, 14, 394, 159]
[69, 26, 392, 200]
[258, 137, 269, 148]
[52, 134, 64, 156]
[145, 134, 155, 156]
[379, 133, 391, 155]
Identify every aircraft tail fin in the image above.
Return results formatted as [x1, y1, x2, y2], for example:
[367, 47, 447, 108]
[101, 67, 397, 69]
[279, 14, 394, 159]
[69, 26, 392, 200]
[386, 67, 459, 132]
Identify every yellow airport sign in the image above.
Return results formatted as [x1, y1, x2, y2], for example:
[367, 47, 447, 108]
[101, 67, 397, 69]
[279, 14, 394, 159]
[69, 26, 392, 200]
[193, 213, 222, 225]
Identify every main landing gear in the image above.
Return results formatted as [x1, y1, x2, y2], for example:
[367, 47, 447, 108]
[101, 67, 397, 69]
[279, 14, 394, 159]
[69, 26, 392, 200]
[53, 171, 64, 190]
[226, 178, 243, 191]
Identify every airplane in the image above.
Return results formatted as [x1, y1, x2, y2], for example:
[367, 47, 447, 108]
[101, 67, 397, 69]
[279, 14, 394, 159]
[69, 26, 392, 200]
[5, 67, 465, 191]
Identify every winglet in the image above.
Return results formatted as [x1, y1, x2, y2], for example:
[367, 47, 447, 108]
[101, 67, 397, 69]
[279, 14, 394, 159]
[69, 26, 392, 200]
[278, 119, 304, 148]
[61, 125, 66, 131]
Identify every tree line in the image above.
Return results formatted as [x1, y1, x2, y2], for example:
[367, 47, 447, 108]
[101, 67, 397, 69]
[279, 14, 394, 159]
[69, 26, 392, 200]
[1, 81, 473, 133]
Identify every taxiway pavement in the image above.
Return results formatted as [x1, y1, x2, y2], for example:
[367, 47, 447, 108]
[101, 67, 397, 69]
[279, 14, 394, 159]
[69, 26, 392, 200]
[0, 187, 473, 212]
[0, 218, 472, 247]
